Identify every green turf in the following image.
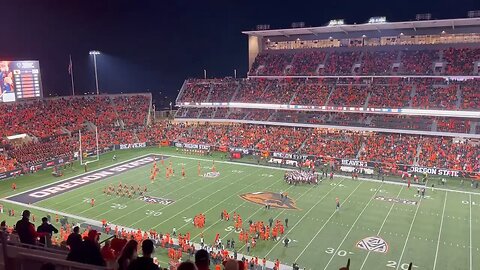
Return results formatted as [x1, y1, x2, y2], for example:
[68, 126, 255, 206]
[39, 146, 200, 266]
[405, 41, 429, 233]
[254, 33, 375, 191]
[2, 148, 479, 270]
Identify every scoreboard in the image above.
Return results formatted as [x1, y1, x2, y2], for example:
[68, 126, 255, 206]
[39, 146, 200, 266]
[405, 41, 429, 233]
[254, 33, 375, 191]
[0, 60, 43, 102]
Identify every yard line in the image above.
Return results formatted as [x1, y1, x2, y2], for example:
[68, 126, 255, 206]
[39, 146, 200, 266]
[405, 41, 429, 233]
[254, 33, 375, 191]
[469, 194, 472, 270]
[396, 193, 423, 270]
[148, 166, 267, 229]
[359, 186, 404, 270]
[322, 183, 384, 270]
[433, 192, 447, 270]
[264, 179, 360, 259]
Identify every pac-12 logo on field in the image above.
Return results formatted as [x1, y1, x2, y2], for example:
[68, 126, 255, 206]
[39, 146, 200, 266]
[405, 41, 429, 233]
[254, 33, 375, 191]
[356, 236, 389, 253]
[203, 172, 220, 178]
[240, 192, 298, 210]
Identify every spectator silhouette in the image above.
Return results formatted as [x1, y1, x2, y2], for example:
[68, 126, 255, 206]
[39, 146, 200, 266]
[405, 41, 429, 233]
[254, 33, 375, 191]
[37, 217, 58, 247]
[15, 210, 41, 245]
[80, 230, 105, 266]
[111, 234, 128, 258]
[127, 239, 159, 270]
[195, 249, 210, 270]
[178, 261, 198, 270]
[66, 226, 83, 262]
[117, 240, 138, 270]
[101, 239, 116, 269]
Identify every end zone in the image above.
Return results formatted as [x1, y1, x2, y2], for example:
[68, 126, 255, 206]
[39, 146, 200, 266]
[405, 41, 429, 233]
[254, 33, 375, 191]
[6, 154, 169, 204]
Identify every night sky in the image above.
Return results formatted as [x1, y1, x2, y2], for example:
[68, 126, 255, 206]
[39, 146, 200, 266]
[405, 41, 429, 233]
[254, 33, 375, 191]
[0, 0, 477, 107]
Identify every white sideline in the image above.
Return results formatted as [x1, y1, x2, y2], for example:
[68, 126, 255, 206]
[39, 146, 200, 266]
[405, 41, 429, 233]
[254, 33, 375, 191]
[0, 198, 293, 270]
[433, 192, 448, 270]
[164, 153, 480, 197]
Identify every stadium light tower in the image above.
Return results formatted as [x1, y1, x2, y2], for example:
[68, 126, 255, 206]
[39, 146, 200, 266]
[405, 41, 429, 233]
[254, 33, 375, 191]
[89, 50, 101, 95]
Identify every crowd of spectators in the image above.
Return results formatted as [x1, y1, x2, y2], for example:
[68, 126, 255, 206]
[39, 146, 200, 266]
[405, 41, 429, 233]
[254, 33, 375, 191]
[291, 81, 331, 106]
[150, 121, 478, 172]
[232, 79, 270, 103]
[249, 53, 294, 76]
[359, 134, 419, 165]
[289, 51, 327, 75]
[178, 81, 212, 103]
[179, 77, 479, 111]
[259, 80, 300, 104]
[460, 79, 480, 109]
[412, 83, 458, 110]
[361, 51, 398, 75]
[327, 85, 369, 106]
[436, 119, 471, 134]
[323, 51, 361, 75]
[301, 130, 362, 159]
[248, 47, 480, 76]
[176, 106, 476, 135]
[367, 81, 412, 108]
[399, 49, 437, 75]
[443, 47, 480, 75]
[418, 137, 479, 172]
[0, 94, 150, 170]
[0, 155, 16, 172]
[9, 135, 75, 167]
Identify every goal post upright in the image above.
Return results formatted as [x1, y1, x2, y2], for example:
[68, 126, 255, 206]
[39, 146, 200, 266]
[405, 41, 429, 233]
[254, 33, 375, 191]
[79, 127, 100, 166]
[95, 126, 100, 161]
[79, 129, 83, 165]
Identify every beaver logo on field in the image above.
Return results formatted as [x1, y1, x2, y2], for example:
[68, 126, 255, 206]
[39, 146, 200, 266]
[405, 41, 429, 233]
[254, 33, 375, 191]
[356, 236, 388, 253]
[240, 192, 298, 210]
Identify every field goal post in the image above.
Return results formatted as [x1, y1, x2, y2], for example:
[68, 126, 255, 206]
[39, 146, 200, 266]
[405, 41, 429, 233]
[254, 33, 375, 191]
[79, 127, 100, 166]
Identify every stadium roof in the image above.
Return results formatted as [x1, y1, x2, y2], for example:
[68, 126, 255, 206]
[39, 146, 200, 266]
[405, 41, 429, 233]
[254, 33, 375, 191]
[242, 18, 480, 37]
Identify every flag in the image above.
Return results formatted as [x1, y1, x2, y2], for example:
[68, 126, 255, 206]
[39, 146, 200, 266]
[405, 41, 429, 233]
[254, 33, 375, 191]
[68, 55, 73, 75]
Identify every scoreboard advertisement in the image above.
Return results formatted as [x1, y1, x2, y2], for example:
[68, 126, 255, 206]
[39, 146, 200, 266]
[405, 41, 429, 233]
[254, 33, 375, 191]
[0, 60, 43, 102]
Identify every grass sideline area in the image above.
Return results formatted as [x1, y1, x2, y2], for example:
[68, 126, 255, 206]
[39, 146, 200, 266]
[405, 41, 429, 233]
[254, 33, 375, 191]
[0, 147, 479, 270]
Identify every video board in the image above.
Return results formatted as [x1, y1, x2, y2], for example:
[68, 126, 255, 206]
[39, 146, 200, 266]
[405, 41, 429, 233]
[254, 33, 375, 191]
[0, 60, 43, 102]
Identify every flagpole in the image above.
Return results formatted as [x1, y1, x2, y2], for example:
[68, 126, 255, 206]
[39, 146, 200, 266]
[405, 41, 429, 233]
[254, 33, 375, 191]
[69, 55, 75, 96]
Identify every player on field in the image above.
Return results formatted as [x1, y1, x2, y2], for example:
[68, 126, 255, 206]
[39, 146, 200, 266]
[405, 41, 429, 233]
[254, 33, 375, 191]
[212, 160, 216, 172]
[335, 197, 340, 211]
[90, 198, 95, 207]
[11, 183, 16, 191]
[181, 166, 186, 179]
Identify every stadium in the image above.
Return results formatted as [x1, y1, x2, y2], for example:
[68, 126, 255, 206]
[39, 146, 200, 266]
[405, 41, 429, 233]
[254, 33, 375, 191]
[0, 5, 480, 270]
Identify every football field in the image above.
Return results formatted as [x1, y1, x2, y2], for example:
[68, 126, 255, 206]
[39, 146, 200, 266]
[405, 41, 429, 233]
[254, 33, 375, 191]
[3, 150, 480, 270]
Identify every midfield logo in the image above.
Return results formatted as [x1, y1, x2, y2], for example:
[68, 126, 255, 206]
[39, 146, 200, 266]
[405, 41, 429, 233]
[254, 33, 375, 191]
[240, 192, 298, 210]
[356, 236, 389, 253]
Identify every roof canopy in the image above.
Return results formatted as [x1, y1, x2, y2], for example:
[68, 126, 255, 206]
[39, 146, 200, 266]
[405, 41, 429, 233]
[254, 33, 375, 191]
[242, 18, 480, 37]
